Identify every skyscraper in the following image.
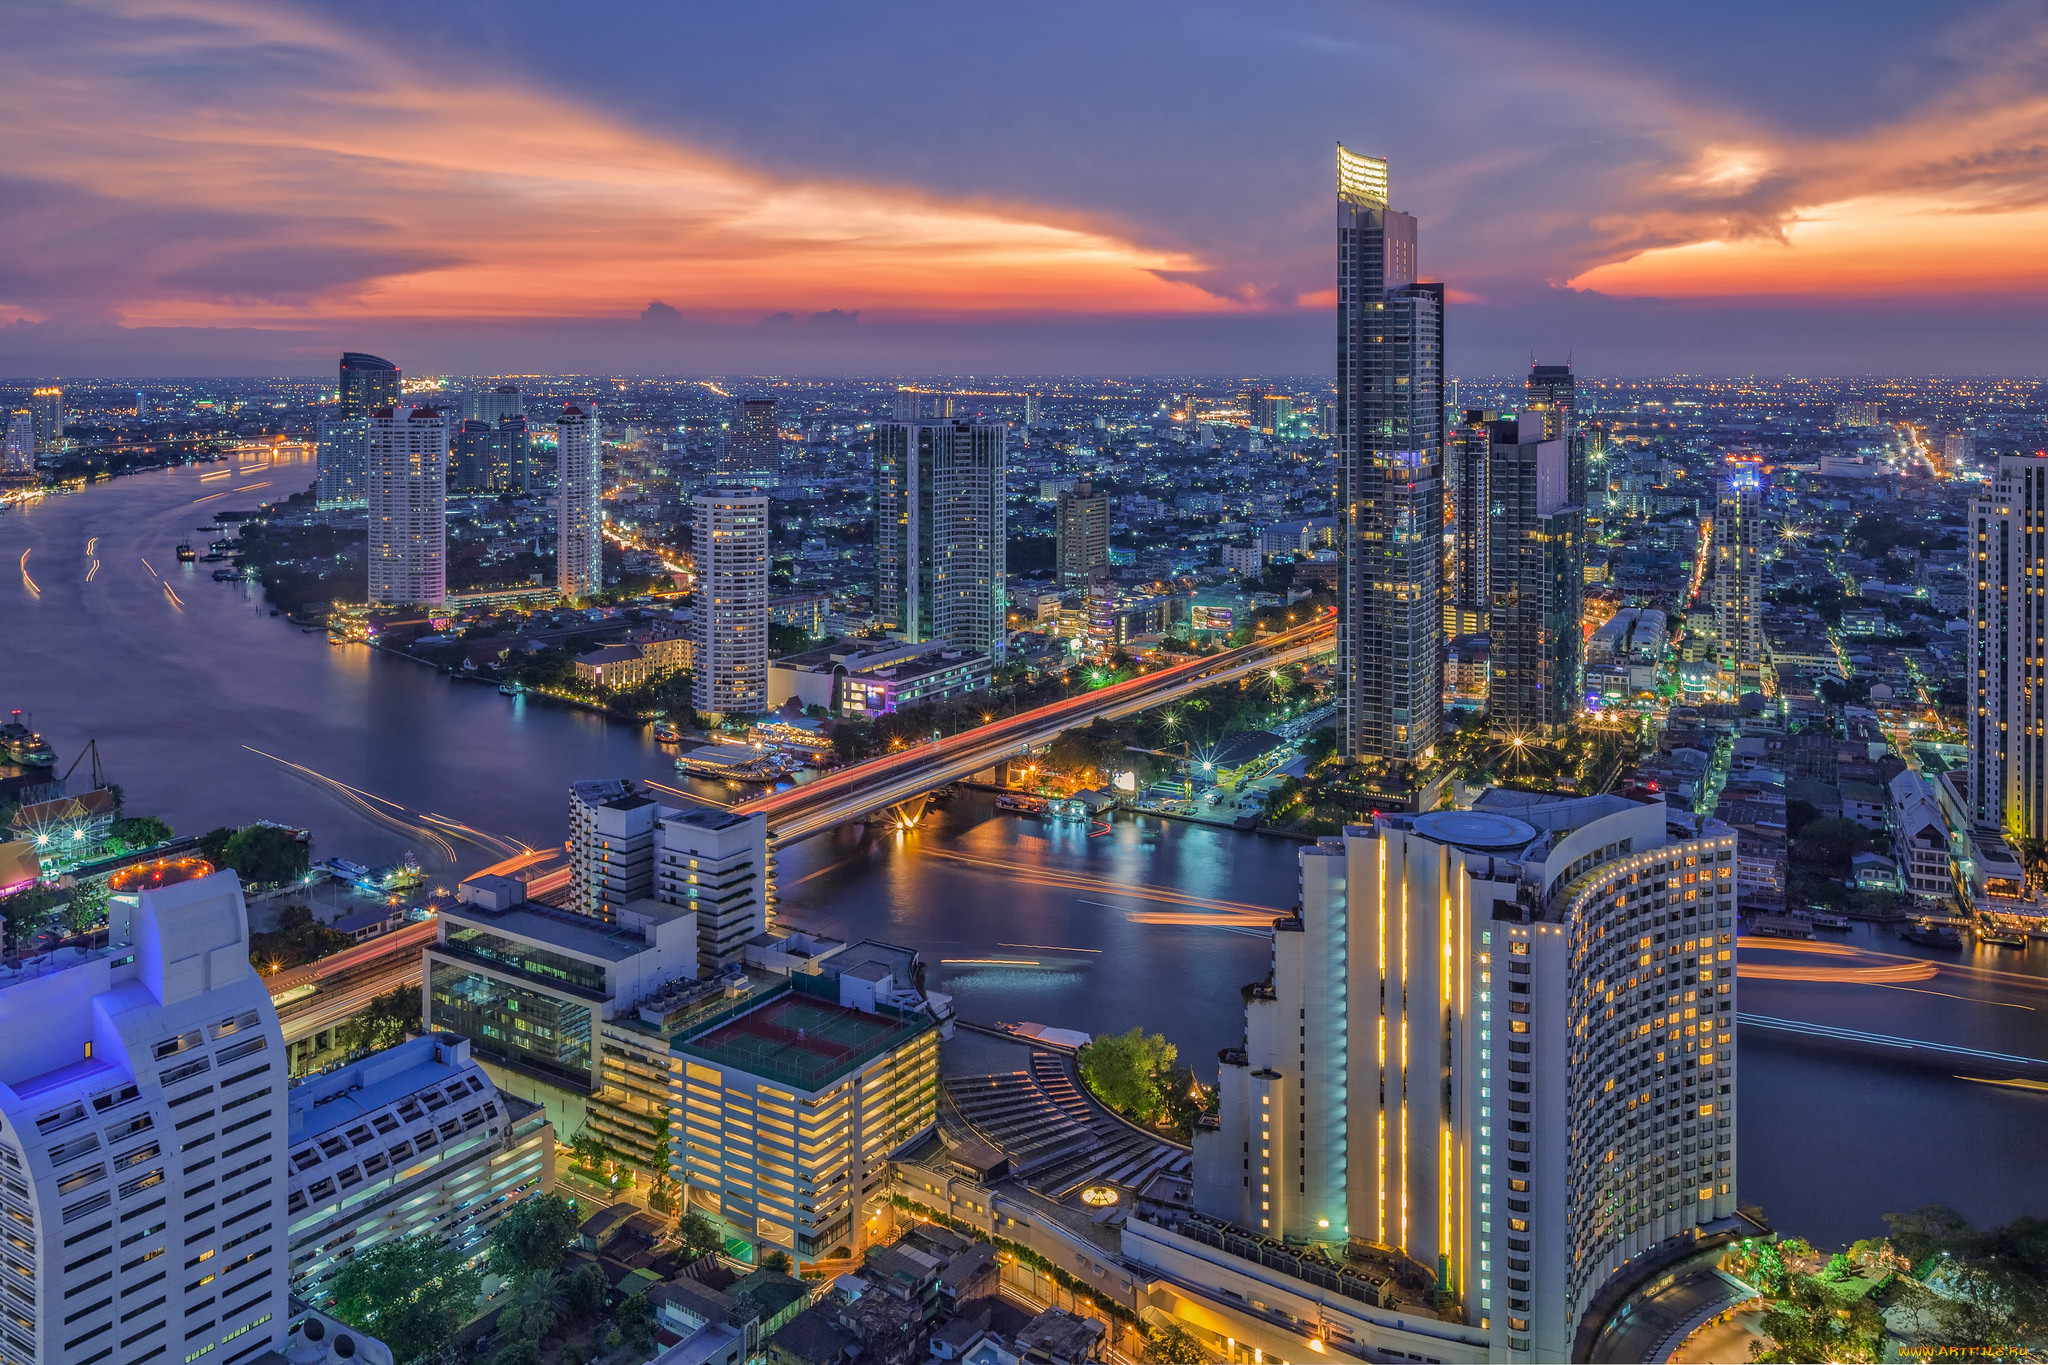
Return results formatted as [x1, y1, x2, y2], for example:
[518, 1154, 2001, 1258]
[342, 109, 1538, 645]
[556, 403, 602, 601]
[725, 397, 780, 485]
[28, 387, 62, 455]
[338, 351, 400, 421]
[1486, 414, 1581, 737]
[0, 870, 292, 1365]
[2, 411, 33, 475]
[1968, 453, 2048, 840]
[1712, 462, 1763, 671]
[1336, 145, 1444, 769]
[693, 488, 770, 716]
[475, 383, 523, 425]
[1186, 793, 1738, 1360]
[367, 404, 447, 606]
[1449, 408, 1498, 636]
[315, 415, 370, 507]
[1525, 362, 1580, 506]
[875, 419, 1008, 660]
[490, 414, 531, 494]
[452, 418, 495, 494]
[1055, 480, 1109, 589]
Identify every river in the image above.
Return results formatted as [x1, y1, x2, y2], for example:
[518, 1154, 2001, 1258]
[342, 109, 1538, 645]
[2, 458, 2043, 1247]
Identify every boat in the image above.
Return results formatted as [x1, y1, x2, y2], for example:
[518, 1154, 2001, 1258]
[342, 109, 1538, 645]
[212, 568, 240, 581]
[1900, 919, 1964, 949]
[995, 792, 1049, 816]
[1750, 913, 1814, 940]
[1805, 910, 1853, 931]
[175, 543, 196, 562]
[0, 711, 55, 767]
[498, 681, 521, 696]
[673, 742, 792, 782]
[652, 721, 682, 744]
[1976, 920, 2028, 948]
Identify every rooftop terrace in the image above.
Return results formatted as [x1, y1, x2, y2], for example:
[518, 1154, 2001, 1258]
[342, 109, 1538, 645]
[675, 987, 931, 1092]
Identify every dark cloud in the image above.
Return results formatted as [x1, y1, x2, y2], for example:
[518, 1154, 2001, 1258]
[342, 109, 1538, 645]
[642, 299, 686, 327]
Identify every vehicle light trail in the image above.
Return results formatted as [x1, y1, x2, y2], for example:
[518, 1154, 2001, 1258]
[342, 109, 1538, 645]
[19, 550, 37, 597]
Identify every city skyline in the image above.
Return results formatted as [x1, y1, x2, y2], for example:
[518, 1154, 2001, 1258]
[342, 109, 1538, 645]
[2, 2, 2046, 377]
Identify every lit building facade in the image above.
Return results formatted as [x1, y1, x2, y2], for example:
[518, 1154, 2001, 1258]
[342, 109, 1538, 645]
[1968, 452, 2048, 841]
[2, 412, 34, 475]
[1486, 415, 1581, 738]
[875, 420, 1009, 660]
[692, 488, 771, 717]
[339, 352, 400, 422]
[1449, 409, 1497, 637]
[670, 961, 940, 1262]
[556, 403, 602, 601]
[1191, 794, 1738, 1360]
[284, 1033, 553, 1296]
[0, 871, 290, 1365]
[367, 404, 447, 606]
[1055, 481, 1109, 588]
[1524, 363, 1580, 507]
[1711, 464, 1763, 670]
[1335, 146, 1444, 766]
[316, 416, 369, 508]
[726, 398, 781, 485]
[29, 387, 62, 456]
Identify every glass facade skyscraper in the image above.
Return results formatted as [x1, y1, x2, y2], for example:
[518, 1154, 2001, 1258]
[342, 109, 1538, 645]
[875, 419, 1008, 660]
[1336, 146, 1444, 768]
[338, 351, 399, 421]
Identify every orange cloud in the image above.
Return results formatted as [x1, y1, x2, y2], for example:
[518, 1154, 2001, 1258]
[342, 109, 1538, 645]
[0, 4, 1223, 326]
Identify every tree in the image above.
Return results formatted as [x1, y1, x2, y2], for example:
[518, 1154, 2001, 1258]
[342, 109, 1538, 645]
[1145, 1318, 1212, 1364]
[510, 1269, 568, 1340]
[1751, 1276, 1885, 1363]
[486, 1193, 581, 1283]
[761, 1248, 793, 1274]
[221, 823, 308, 886]
[618, 1291, 655, 1351]
[328, 1232, 481, 1365]
[1884, 1205, 2048, 1354]
[1793, 817, 1873, 878]
[197, 825, 235, 866]
[335, 983, 421, 1056]
[565, 1261, 609, 1322]
[1079, 1027, 1179, 1125]
[59, 879, 108, 936]
[110, 814, 173, 849]
[676, 1210, 725, 1261]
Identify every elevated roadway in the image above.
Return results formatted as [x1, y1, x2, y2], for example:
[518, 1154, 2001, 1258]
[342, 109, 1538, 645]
[742, 612, 1337, 845]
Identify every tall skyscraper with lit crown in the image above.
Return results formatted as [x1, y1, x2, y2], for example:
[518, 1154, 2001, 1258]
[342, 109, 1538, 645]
[1712, 462, 1763, 670]
[1335, 145, 1444, 768]
[1968, 452, 2048, 841]
[875, 419, 1008, 659]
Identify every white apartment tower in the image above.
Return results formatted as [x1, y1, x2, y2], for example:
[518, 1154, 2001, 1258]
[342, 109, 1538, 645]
[1968, 452, 2048, 841]
[367, 404, 448, 605]
[1712, 463, 1763, 671]
[556, 403, 602, 601]
[0, 871, 290, 1365]
[692, 488, 770, 717]
[1189, 794, 1738, 1361]
[655, 805, 771, 970]
[1, 412, 32, 475]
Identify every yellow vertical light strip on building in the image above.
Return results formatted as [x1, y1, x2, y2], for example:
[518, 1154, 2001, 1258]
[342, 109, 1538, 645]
[1377, 1109, 1386, 1244]
[1441, 1124, 1452, 1290]
[1400, 1097, 1409, 1252]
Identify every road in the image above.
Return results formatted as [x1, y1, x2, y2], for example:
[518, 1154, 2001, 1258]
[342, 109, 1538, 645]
[273, 935, 426, 1046]
[744, 613, 1338, 845]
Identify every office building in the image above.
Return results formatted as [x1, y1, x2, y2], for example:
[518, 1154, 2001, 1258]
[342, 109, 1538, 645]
[1525, 363, 1580, 507]
[671, 953, 942, 1261]
[1335, 146, 1444, 768]
[1449, 409, 1497, 636]
[1486, 414, 1581, 738]
[451, 418, 495, 494]
[1022, 391, 1037, 429]
[1251, 393, 1293, 435]
[556, 403, 602, 600]
[875, 419, 1008, 660]
[367, 404, 448, 606]
[726, 397, 781, 485]
[1176, 793, 1737, 1361]
[488, 414, 530, 493]
[1055, 480, 1109, 588]
[284, 1033, 553, 1296]
[339, 351, 400, 421]
[1, 411, 33, 475]
[770, 640, 992, 717]
[1968, 452, 2048, 841]
[656, 804, 772, 969]
[568, 778, 665, 921]
[1712, 462, 1763, 671]
[0, 870, 290, 1365]
[29, 387, 62, 455]
[473, 383, 523, 425]
[315, 415, 369, 507]
[693, 488, 771, 716]
[426, 887, 698, 1135]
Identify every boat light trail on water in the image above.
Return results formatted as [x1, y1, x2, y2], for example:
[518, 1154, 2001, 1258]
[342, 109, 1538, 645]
[19, 550, 37, 597]
[918, 848, 1284, 919]
[241, 746, 524, 866]
[1738, 936, 2043, 1003]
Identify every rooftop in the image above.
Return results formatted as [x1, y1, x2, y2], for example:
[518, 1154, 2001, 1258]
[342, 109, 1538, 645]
[288, 1033, 482, 1143]
[675, 987, 931, 1092]
[440, 899, 679, 964]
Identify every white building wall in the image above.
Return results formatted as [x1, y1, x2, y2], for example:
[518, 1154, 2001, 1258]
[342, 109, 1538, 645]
[367, 404, 447, 605]
[556, 404, 601, 600]
[692, 489, 770, 717]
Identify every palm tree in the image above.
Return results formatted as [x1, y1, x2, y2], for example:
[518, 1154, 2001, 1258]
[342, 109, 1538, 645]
[2020, 837, 2048, 888]
[513, 1270, 569, 1342]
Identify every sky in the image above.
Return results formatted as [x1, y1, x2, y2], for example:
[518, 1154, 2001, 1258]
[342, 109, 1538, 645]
[2, 0, 2045, 378]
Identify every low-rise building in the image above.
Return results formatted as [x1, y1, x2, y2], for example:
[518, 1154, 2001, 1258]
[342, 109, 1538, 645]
[769, 640, 992, 715]
[1888, 770, 1955, 904]
[284, 1033, 554, 1294]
